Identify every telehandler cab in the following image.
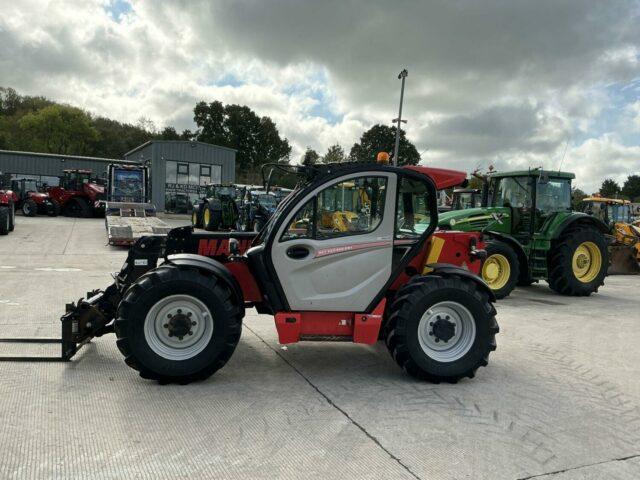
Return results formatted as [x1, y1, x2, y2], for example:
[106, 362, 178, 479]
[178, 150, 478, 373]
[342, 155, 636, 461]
[2, 162, 498, 385]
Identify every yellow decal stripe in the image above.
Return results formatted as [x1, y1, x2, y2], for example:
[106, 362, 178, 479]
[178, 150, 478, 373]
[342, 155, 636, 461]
[423, 236, 446, 274]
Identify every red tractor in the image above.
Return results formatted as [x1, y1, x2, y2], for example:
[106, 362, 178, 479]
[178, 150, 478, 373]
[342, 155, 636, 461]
[49, 161, 498, 385]
[0, 187, 16, 235]
[47, 169, 105, 217]
[9, 178, 59, 217]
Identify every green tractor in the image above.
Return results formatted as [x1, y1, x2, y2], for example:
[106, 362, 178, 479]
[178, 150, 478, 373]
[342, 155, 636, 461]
[191, 184, 242, 231]
[438, 169, 609, 298]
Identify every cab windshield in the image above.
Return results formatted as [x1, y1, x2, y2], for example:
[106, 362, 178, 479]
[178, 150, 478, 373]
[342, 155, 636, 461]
[258, 194, 277, 208]
[536, 179, 571, 214]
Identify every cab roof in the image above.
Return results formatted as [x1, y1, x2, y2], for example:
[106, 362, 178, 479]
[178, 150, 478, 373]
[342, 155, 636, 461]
[489, 168, 575, 180]
[583, 196, 630, 205]
[403, 166, 468, 190]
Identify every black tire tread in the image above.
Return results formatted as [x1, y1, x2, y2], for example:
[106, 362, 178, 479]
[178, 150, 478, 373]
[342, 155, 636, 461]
[0, 207, 9, 235]
[114, 263, 243, 384]
[547, 224, 608, 296]
[385, 274, 498, 383]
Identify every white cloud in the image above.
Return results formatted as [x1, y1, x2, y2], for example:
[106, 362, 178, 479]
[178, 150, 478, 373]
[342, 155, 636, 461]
[0, 0, 639, 182]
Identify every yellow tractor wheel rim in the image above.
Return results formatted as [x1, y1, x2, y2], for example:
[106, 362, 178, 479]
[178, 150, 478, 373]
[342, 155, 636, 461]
[482, 254, 511, 290]
[204, 209, 210, 226]
[572, 241, 602, 283]
[192, 211, 197, 225]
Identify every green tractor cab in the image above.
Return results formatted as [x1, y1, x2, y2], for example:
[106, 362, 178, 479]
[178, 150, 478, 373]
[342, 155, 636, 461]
[438, 169, 609, 299]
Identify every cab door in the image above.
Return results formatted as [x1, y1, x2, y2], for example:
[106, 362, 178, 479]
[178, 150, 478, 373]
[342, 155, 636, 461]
[271, 172, 396, 311]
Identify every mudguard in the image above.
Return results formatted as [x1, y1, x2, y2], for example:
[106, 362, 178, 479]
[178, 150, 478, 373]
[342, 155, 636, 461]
[166, 254, 245, 316]
[425, 262, 497, 302]
[552, 213, 610, 239]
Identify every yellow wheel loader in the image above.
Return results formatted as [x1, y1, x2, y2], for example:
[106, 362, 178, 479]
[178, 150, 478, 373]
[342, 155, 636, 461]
[582, 196, 640, 274]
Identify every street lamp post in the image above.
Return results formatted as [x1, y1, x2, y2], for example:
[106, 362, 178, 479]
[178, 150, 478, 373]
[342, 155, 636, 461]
[392, 69, 408, 166]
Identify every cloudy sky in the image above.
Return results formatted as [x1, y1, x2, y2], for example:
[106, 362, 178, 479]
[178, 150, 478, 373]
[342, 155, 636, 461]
[1, 0, 639, 192]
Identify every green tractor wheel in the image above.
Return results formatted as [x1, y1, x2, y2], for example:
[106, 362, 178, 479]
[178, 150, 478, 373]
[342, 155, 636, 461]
[481, 240, 519, 299]
[548, 225, 608, 296]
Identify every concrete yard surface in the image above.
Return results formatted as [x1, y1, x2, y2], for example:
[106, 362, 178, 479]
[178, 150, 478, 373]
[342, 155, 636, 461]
[1, 216, 639, 479]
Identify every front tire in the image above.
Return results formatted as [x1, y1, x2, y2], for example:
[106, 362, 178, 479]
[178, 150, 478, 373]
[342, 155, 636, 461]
[203, 205, 218, 231]
[548, 225, 608, 296]
[22, 199, 37, 217]
[481, 240, 519, 299]
[114, 263, 243, 384]
[385, 275, 498, 383]
[47, 200, 60, 217]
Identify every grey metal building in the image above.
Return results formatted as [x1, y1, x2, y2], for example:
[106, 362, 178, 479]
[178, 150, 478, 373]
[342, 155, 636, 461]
[124, 140, 236, 212]
[0, 140, 236, 213]
[0, 149, 127, 187]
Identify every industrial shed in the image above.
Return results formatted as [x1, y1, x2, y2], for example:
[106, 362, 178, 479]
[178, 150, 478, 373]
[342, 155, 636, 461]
[0, 140, 236, 213]
[0, 149, 126, 187]
[124, 140, 236, 213]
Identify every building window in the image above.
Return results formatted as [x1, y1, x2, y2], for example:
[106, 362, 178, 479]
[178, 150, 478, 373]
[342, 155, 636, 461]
[177, 163, 189, 184]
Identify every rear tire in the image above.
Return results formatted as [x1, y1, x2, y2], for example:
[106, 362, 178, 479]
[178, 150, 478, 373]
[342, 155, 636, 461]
[0, 207, 9, 235]
[8, 203, 15, 231]
[114, 263, 243, 384]
[22, 199, 37, 217]
[385, 275, 498, 383]
[548, 225, 608, 296]
[481, 240, 519, 299]
[66, 197, 91, 218]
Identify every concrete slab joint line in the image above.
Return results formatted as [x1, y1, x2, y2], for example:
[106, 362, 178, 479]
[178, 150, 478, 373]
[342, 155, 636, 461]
[62, 218, 76, 255]
[243, 324, 423, 480]
[517, 453, 640, 479]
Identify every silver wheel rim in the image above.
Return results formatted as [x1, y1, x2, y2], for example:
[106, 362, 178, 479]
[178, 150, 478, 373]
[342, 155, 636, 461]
[144, 294, 214, 361]
[418, 301, 476, 362]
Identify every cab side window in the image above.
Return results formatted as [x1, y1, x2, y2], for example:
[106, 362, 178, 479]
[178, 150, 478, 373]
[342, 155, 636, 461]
[395, 176, 432, 239]
[281, 176, 387, 242]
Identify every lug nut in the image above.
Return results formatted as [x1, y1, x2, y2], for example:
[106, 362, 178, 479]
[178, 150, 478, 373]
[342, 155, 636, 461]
[429, 322, 434, 326]
[167, 314, 172, 318]
[168, 333, 173, 337]
[428, 331, 433, 336]
[178, 336, 184, 340]
[191, 321, 196, 326]
[188, 331, 193, 336]
[163, 324, 169, 328]
[187, 312, 192, 317]
[177, 309, 182, 314]
[435, 338, 440, 343]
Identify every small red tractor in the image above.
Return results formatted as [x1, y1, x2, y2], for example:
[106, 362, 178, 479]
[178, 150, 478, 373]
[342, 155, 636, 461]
[3, 161, 498, 385]
[9, 178, 59, 217]
[47, 169, 105, 217]
[0, 187, 16, 235]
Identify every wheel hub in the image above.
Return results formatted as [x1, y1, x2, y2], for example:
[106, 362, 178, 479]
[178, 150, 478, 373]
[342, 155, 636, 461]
[164, 310, 196, 340]
[430, 317, 456, 343]
[144, 295, 214, 361]
[418, 301, 477, 362]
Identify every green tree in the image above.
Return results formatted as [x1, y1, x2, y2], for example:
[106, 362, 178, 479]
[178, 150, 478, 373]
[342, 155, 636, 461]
[301, 147, 320, 166]
[322, 144, 346, 164]
[92, 117, 153, 158]
[599, 178, 621, 198]
[571, 187, 587, 211]
[193, 101, 291, 174]
[349, 124, 420, 165]
[18, 104, 99, 155]
[621, 175, 640, 201]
